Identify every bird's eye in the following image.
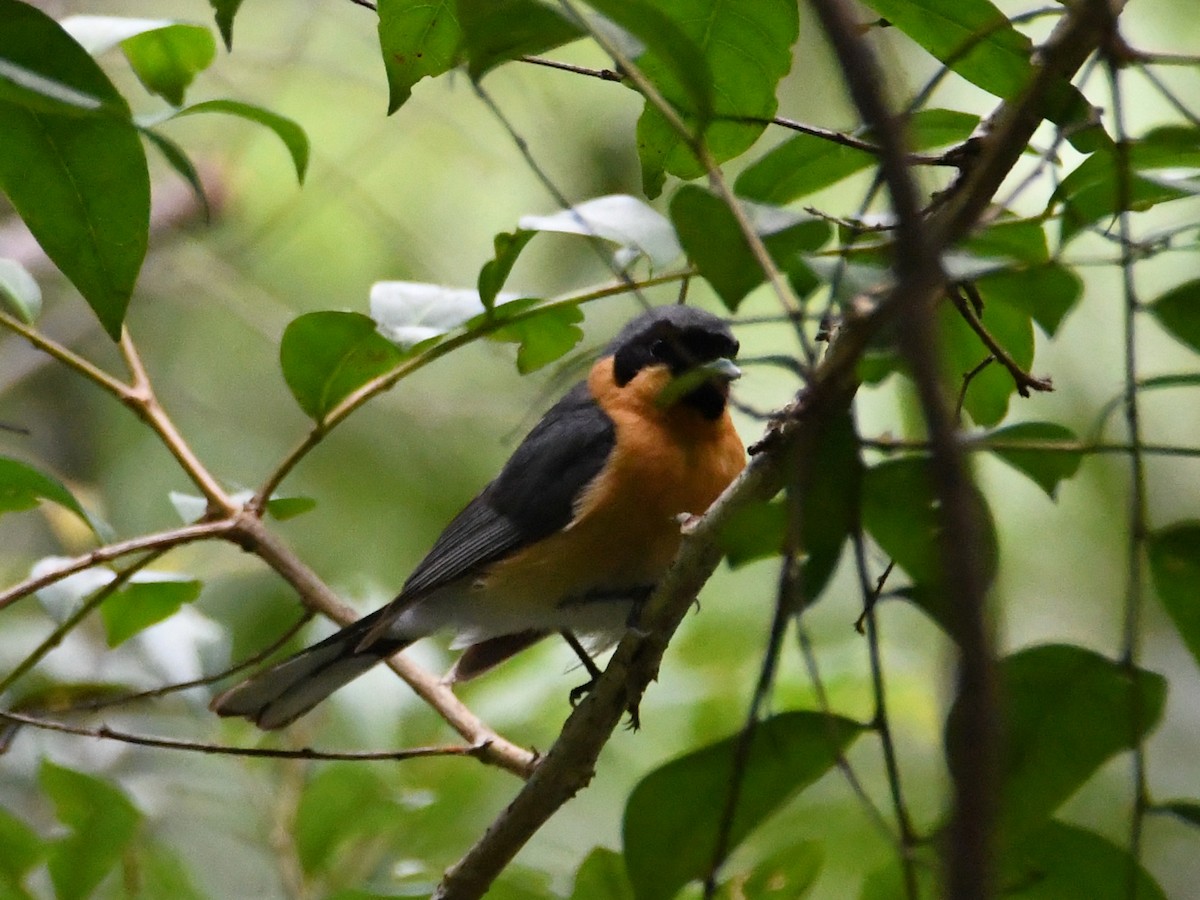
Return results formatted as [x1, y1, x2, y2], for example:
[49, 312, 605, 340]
[650, 339, 669, 360]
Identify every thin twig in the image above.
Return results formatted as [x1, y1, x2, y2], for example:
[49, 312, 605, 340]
[0, 308, 130, 398]
[0, 709, 483, 761]
[0, 519, 235, 612]
[951, 284, 1054, 397]
[118, 329, 235, 513]
[1106, 50, 1152, 898]
[519, 55, 623, 82]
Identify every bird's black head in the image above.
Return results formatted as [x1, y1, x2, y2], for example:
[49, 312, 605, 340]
[608, 306, 740, 419]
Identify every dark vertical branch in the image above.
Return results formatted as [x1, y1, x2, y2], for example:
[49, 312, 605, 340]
[805, 2, 996, 898]
[1106, 49, 1151, 896]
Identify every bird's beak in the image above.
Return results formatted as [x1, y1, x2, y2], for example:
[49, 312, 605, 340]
[655, 357, 742, 408]
[696, 357, 742, 382]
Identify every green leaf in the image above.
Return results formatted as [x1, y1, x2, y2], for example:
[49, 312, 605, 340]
[378, 0, 462, 114]
[736, 109, 979, 204]
[973, 263, 1081, 336]
[280, 311, 404, 422]
[857, 0, 1101, 152]
[570, 848, 633, 900]
[1156, 800, 1200, 830]
[0, 456, 94, 532]
[130, 841, 204, 900]
[938, 291, 1033, 427]
[946, 644, 1166, 842]
[1055, 126, 1200, 243]
[0, 0, 149, 340]
[141, 128, 210, 220]
[174, 99, 308, 182]
[100, 576, 202, 646]
[266, 495, 317, 520]
[670, 186, 830, 310]
[488, 301, 586, 373]
[986, 422, 1081, 499]
[798, 412, 859, 597]
[457, 0, 583, 80]
[1148, 522, 1200, 671]
[0, 807, 42, 887]
[40, 761, 140, 900]
[584, 0, 714, 126]
[962, 217, 1049, 265]
[622, 711, 863, 900]
[0, 258, 41, 323]
[0, 57, 109, 117]
[518, 194, 682, 270]
[121, 23, 216, 106]
[479, 230, 536, 312]
[719, 499, 785, 568]
[1148, 278, 1200, 355]
[295, 765, 405, 876]
[621, 0, 799, 197]
[862, 456, 998, 634]
[722, 841, 822, 899]
[1001, 820, 1166, 899]
[209, 0, 244, 50]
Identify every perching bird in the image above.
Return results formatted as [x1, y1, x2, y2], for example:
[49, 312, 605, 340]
[211, 305, 746, 729]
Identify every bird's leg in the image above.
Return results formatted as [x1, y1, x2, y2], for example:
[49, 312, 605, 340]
[560, 629, 642, 730]
[561, 629, 603, 706]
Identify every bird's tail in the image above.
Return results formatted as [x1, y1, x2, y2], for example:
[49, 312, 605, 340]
[210, 608, 413, 730]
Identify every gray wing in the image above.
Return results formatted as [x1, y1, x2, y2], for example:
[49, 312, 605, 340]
[399, 381, 615, 597]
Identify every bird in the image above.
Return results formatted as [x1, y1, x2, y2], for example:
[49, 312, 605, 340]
[211, 305, 746, 729]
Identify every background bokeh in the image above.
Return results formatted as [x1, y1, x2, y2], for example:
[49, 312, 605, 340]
[2, 1, 1200, 897]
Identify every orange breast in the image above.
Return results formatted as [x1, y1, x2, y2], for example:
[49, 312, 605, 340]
[480, 357, 745, 610]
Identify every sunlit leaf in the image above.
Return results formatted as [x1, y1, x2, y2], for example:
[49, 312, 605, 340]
[623, 711, 863, 900]
[0, 257, 41, 323]
[719, 499, 785, 568]
[378, 0, 461, 113]
[962, 217, 1049, 265]
[670, 185, 830, 310]
[617, 0, 799, 197]
[1001, 820, 1167, 899]
[986, 421, 1081, 498]
[458, 0, 583, 80]
[121, 23, 216, 106]
[280, 311, 404, 421]
[0, 457, 95, 533]
[946, 644, 1166, 841]
[175, 98, 308, 182]
[1148, 522, 1200, 671]
[371, 281, 508, 347]
[1148, 278, 1200, 355]
[40, 761, 140, 900]
[518, 195, 682, 270]
[100, 575, 202, 646]
[570, 847, 633, 900]
[0, 0, 149, 339]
